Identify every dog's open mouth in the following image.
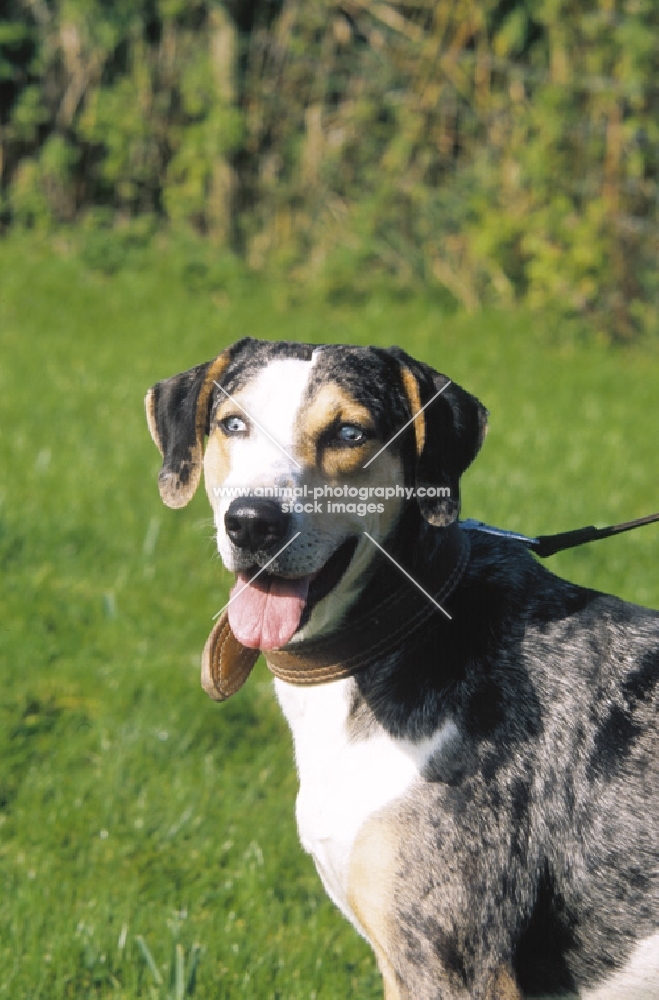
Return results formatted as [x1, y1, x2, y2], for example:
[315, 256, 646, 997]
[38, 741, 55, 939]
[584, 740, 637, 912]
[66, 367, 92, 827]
[228, 537, 358, 650]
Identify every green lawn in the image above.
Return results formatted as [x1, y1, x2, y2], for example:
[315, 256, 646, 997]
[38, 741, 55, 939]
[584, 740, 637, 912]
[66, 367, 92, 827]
[0, 232, 657, 998]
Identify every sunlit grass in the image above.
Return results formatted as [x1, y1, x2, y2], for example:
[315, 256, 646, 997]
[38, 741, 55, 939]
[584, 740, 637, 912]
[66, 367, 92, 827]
[0, 231, 657, 997]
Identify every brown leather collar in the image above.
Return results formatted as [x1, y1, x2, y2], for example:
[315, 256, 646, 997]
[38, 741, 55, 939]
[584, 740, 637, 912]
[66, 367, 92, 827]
[201, 523, 470, 702]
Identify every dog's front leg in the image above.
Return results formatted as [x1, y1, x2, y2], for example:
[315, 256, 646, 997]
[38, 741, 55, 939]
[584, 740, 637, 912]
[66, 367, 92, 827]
[380, 963, 523, 1000]
[483, 966, 524, 1000]
[377, 961, 523, 1000]
[348, 813, 524, 1000]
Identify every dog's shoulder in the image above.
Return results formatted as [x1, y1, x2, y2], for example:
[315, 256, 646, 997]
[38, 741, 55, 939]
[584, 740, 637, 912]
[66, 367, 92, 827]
[334, 531, 659, 995]
[462, 529, 659, 709]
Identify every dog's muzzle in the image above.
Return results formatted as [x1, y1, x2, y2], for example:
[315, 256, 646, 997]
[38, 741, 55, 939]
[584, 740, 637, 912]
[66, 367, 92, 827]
[223, 496, 312, 651]
[224, 497, 290, 553]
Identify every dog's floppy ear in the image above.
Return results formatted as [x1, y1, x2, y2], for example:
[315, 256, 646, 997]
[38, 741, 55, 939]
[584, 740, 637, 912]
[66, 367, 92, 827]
[387, 347, 488, 526]
[145, 351, 232, 508]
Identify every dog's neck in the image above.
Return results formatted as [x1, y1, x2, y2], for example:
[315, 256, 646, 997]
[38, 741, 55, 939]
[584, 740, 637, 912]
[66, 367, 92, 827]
[265, 516, 469, 684]
[201, 513, 470, 700]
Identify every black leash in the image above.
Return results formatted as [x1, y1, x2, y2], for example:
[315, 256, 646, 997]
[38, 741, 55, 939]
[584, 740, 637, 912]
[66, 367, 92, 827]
[462, 512, 659, 558]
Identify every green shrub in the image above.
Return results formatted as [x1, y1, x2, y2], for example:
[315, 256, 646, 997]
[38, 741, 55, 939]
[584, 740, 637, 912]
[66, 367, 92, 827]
[1, 0, 658, 340]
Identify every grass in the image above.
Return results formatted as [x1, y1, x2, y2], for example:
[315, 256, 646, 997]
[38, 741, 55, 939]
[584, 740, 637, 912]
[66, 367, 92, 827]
[0, 230, 657, 998]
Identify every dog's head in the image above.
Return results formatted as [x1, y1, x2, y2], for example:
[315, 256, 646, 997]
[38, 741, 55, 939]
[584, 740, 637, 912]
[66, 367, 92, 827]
[146, 339, 487, 649]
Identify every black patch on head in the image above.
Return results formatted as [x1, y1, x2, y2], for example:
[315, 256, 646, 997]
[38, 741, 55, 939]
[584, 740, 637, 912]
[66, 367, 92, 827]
[218, 337, 315, 399]
[587, 704, 641, 781]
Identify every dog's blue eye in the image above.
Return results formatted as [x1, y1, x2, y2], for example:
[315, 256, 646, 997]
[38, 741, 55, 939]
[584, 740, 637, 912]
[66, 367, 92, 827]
[337, 424, 364, 444]
[221, 415, 247, 434]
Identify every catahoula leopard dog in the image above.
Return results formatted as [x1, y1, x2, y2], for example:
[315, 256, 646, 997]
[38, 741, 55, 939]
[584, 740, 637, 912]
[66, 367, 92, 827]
[145, 338, 659, 1000]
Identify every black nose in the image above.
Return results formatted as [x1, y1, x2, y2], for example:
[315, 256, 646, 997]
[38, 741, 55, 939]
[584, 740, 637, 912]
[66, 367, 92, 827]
[224, 498, 290, 553]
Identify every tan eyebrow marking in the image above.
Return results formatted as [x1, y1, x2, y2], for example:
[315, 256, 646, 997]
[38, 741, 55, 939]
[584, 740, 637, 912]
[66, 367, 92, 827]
[400, 367, 425, 457]
[295, 383, 376, 476]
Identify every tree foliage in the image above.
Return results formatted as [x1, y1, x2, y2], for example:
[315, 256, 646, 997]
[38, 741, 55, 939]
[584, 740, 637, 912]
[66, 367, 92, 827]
[1, 0, 658, 339]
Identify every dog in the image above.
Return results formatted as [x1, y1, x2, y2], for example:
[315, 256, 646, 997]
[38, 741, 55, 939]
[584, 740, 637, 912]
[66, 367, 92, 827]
[146, 338, 659, 999]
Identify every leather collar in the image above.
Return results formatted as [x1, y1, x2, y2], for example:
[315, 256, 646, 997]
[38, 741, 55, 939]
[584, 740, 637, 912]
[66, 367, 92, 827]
[201, 521, 470, 702]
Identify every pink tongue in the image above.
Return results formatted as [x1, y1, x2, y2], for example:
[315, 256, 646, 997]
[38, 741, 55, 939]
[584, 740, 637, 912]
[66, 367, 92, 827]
[228, 573, 310, 650]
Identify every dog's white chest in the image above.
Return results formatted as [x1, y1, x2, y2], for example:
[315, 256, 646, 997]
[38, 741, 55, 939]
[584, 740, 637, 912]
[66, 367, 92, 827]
[581, 933, 659, 1000]
[274, 676, 456, 939]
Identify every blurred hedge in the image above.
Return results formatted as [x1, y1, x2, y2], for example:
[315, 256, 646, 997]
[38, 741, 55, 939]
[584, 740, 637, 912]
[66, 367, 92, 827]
[1, 0, 658, 339]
